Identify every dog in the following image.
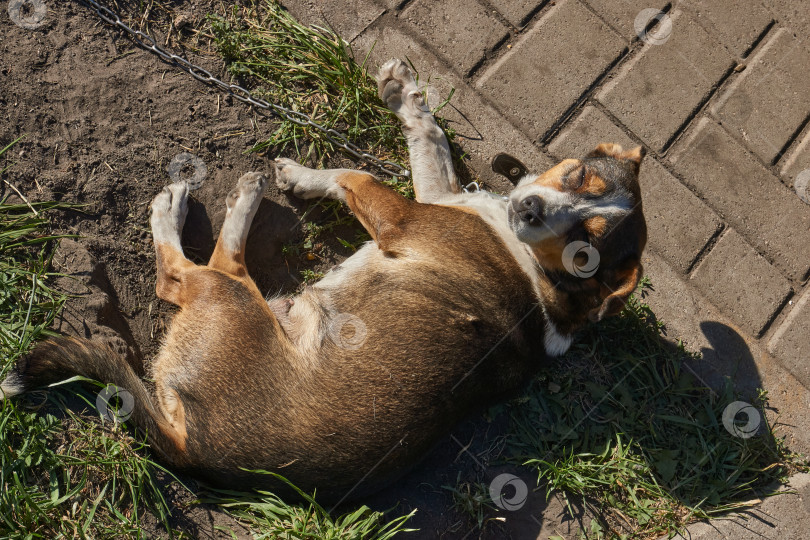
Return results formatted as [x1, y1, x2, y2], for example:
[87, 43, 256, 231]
[0, 59, 647, 501]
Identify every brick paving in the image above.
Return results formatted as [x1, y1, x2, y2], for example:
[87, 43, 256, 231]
[284, 0, 809, 537]
[712, 28, 810, 164]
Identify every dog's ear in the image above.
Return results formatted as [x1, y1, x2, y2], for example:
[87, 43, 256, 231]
[620, 145, 646, 165]
[587, 144, 646, 173]
[588, 259, 643, 322]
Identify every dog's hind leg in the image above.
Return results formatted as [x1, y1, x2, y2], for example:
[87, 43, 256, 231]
[151, 181, 196, 307]
[377, 59, 459, 203]
[208, 172, 268, 278]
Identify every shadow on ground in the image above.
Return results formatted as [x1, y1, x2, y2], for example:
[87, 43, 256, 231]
[364, 294, 787, 539]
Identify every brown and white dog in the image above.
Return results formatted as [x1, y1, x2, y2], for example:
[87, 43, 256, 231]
[1, 60, 647, 501]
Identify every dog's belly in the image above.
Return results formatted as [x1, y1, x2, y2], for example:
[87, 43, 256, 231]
[172, 204, 549, 499]
[250, 219, 547, 497]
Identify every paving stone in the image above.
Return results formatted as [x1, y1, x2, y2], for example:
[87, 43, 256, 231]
[769, 288, 810, 389]
[400, 0, 509, 76]
[352, 24, 554, 190]
[476, 0, 626, 141]
[549, 106, 722, 273]
[670, 118, 810, 280]
[597, 8, 734, 152]
[376, 0, 407, 10]
[781, 127, 810, 189]
[443, 81, 556, 191]
[763, 1, 810, 35]
[712, 28, 810, 165]
[642, 252, 810, 455]
[352, 23, 453, 90]
[487, 0, 543, 28]
[583, 0, 669, 40]
[689, 228, 791, 337]
[684, 0, 773, 56]
[280, 0, 383, 42]
[671, 473, 810, 539]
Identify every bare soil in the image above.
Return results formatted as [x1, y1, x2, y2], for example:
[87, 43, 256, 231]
[1, 1, 576, 538]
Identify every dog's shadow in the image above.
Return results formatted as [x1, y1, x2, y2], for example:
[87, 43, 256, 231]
[364, 297, 778, 539]
[180, 197, 304, 294]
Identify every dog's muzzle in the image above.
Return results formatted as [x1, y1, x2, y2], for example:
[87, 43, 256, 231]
[513, 195, 544, 226]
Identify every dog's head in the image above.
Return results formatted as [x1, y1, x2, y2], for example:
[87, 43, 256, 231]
[507, 143, 647, 322]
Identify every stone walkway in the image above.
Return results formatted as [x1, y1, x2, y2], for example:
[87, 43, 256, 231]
[285, 0, 810, 537]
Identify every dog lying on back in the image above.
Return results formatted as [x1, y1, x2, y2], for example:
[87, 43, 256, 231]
[1, 60, 647, 501]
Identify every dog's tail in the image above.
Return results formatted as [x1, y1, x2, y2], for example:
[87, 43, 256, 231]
[1, 336, 188, 466]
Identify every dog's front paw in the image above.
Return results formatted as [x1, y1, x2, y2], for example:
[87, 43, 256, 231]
[274, 158, 305, 192]
[377, 59, 429, 117]
[273, 158, 332, 200]
[150, 181, 189, 239]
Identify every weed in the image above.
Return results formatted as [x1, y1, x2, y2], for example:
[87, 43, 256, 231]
[505, 282, 805, 538]
[209, 471, 416, 539]
[208, 0, 466, 198]
[207, 0, 468, 283]
[209, 1, 407, 185]
[443, 473, 495, 530]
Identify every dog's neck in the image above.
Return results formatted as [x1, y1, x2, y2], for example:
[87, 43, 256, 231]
[535, 265, 602, 336]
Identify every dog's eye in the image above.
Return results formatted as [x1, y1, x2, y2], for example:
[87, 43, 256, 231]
[565, 167, 586, 190]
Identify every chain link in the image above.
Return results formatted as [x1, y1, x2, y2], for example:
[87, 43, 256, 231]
[78, 0, 411, 179]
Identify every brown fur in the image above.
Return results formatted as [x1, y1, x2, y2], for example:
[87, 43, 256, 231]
[583, 215, 609, 236]
[144, 186, 546, 498]
[3, 112, 647, 501]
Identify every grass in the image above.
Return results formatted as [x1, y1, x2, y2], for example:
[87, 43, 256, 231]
[442, 474, 495, 531]
[207, 0, 464, 284]
[495, 280, 806, 538]
[0, 137, 182, 538]
[208, 472, 415, 539]
[209, 0, 412, 191]
[208, 0, 459, 197]
[430, 281, 805, 539]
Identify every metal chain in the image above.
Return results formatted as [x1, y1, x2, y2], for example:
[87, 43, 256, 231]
[78, 0, 411, 179]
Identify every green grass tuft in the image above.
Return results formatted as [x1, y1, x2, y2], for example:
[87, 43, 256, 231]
[208, 0, 460, 198]
[442, 474, 495, 531]
[209, 0, 402, 160]
[207, 0, 464, 284]
[208, 471, 415, 539]
[502, 280, 805, 538]
[0, 139, 184, 538]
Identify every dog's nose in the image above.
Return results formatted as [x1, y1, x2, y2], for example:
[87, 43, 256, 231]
[517, 195, 544, 225]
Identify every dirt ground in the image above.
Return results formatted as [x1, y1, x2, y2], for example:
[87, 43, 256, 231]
[2, 1, 578, 538]
[2, 0, 341, 360]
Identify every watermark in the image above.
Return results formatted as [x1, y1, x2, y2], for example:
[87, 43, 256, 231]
[167, 152, 207, 190]
[721, 401, 761, 439]
[562, 240, 600, 278]
[8, 0, 47, 29]
[488, 473, 528, 511]
[96, 384, 135, 424]
[795, 169, 810, 205]
[634, 8, 673, 45]
[327, 312, 368, 350]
